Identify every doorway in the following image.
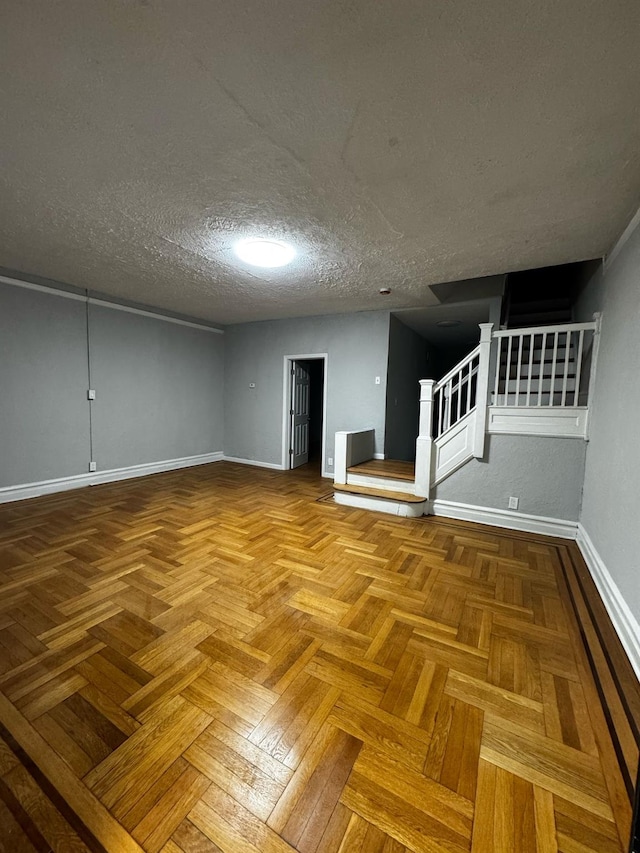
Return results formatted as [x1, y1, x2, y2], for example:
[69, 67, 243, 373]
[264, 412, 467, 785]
[282, 354, 327, 473]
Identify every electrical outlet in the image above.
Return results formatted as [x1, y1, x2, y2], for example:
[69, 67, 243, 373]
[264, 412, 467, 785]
[327, 457, 333, 466]
[89, 461, 97, 472]
[508, 496, 519, 510]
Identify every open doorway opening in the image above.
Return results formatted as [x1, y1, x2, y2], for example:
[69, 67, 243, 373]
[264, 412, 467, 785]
[282, 354, 327, 473]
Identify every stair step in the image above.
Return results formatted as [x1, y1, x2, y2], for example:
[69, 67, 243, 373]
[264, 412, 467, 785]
[347, 459, 415, 481]
[334, 483, 424, 503]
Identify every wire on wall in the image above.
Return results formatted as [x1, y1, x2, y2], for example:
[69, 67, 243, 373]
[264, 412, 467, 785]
[85, 290, 94, 466]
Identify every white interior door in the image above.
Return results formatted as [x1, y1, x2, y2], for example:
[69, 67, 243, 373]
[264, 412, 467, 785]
[290, 360, 310, 468]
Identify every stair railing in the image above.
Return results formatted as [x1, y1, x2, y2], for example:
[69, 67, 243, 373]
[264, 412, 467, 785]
[492, 319, 599, 408]
[415, 323, 493, 497]
[433, 345, 480, 437]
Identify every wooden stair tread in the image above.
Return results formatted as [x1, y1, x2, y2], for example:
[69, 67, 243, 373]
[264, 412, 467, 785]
[347, 459, 415, 481]
[334, 483, 425, 503]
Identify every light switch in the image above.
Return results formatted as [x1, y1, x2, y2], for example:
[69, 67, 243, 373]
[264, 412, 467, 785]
[87, 389, 96, 400]
[375, 376, 381, 385]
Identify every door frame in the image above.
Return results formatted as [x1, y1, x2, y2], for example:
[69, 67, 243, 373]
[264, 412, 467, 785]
[281, 353, 329, 476]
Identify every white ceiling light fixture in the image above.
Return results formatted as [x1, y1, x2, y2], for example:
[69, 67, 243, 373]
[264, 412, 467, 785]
[234, 238, 296, 268]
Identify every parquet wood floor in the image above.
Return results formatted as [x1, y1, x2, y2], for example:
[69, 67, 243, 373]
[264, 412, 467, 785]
[0, 462, 636, 853]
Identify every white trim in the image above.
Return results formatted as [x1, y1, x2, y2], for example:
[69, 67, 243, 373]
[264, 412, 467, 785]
[334, 491, 426, 518]
[576, 524, 640, 682]
[487, 406, 588, 439]
[222, 456, 285, 471]
[373, 453, 385, 460]
[0, 274, 224, 334]
[281, 354, 328, 473]
[604, 203, 640, 271]
[430, 499, 578, 540]
[0, 275, 87, 302]
[87, 298, 224, 333]
[0, 452, 224, 504]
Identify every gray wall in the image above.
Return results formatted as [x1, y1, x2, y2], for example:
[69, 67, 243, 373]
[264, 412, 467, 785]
[384, 316, 430, 461]
[0, 283, 90, 486]
[0, 282, 224, 487]
[575, 225, 640, 622]
[433, 434, 586, 521]
[223, 311, 390, 472]
[90, 306, 224, 470]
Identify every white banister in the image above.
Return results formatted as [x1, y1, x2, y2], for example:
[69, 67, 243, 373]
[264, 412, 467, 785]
[415, 379, 435, 498]
[435, 344, 481, 389]
[491, 319, 598, 409]
[492, 320, 598, 337]
[473, 323, 493, 458]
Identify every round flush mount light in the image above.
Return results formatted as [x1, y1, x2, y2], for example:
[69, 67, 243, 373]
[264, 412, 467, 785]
[379, 287, 391, 295]
[234, 238, 296, 268]
[436, 319, 462, 327]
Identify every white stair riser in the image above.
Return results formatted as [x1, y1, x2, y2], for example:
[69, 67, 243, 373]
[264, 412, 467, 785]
[346, 473, 415, 494]
[334, 491, 425, 518]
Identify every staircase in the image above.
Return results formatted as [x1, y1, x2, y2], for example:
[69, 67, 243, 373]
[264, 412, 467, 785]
[333, 438, 426, 517]
[334, 459, 425, 517]
[334, 315, 601, 518]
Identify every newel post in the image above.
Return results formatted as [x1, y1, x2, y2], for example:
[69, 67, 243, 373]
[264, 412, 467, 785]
[473, 323, 494, 458]
[414, 379, 435, 499]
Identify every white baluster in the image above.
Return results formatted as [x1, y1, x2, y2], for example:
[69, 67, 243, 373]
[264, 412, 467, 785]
[573, 329, 585, 407]
[561, 330, 571, 407]
[526, 333, 534, 406]
[537, 332, 546, 406]
[505, 335, 513, 406]
[515, 334, 523, 406]
[550, 332, 559, 406]
[494, 337, 502, 403]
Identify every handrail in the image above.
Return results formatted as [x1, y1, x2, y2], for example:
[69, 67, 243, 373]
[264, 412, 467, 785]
[493, 320, 597, 338]
[492, 319, 598, 409]
[435, 345, 481, 391]
[433, 345, 482, 438]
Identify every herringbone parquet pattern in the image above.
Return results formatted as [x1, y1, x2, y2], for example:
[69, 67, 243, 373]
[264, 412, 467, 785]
[0, 462, 633, 852]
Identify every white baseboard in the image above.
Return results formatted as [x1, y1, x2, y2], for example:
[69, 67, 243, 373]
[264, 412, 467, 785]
[430, 499, 578, 540]
[0, 452, 224, 504]
[576, 524, 640, 682]
[373, 453, 386, 460]
[222, 456, 285, 471]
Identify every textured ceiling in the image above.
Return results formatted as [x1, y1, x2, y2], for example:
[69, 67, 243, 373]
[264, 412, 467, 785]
[1, 1, 640, 325]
